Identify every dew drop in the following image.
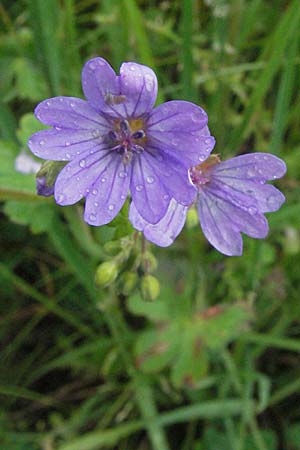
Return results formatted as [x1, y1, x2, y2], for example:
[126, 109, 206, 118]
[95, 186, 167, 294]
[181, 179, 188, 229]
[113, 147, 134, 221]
[247, 167, 257, 177]
[146, 176, 154, 184]
[121, 194, 126, 200]
[92, 188, 98, 195]
[108, 204, 115, 211]
[39, 140, 45, 146]
[171, 138, 179, 146]
[92, 130, 100, 138]
[57, 194, 65, 203]
[89, 62, 96, 70]
[66, 166, 71, 172]
[76, 176, 80, 181]
[263, 155, 269, 161]
[198, 155, 206, 162]
[163, 194, 170, 200]
[136, 184, 144, 191]
[65, 141, 71, 147]
[94, 202, 99, 207]
[89, 213, 96, 222]
[46, 101, 51, 106]
[119, 171, 127, 178]
[191, 112, 199, 122]
[79, 159, 86, 168]
[101, 177, 107, 183]
[129, 65, 135, 71]
[248, 206, 257, 215]
[70, 102, 75, 108]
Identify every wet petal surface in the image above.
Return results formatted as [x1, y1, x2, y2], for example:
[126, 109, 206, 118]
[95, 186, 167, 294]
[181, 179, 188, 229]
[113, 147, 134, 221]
[129, 199, 188, 247]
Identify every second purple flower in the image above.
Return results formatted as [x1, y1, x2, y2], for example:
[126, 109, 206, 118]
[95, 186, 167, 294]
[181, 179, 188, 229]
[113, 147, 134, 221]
[28, 57, 215, 225]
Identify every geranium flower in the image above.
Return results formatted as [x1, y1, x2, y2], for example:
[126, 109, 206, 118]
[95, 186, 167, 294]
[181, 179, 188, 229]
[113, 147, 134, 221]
[28, 57, 215, 225]
[129, 153, 286, 255]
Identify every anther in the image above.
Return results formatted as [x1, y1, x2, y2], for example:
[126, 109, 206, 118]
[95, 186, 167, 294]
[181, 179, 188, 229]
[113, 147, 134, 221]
[120, 120, 130, 134]
[131, 130, 145, 140]
[107, 130, 118, 142]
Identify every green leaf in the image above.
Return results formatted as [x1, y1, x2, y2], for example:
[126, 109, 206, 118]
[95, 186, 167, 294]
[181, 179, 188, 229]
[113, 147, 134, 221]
[3, 200, 55, 234]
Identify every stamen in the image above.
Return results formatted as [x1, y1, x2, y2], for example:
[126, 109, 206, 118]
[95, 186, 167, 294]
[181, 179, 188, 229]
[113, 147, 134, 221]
[120, 120, 130, 134]
[132, 130, 145, 140]
[107, 130, 118, 142]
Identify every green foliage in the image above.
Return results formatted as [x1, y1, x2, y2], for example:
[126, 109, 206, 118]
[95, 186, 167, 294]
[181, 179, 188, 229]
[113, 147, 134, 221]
[0, 1, 299, 449]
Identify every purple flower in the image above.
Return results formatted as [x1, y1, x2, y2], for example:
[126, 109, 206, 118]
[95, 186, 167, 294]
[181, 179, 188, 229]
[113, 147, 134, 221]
[130, 153, 286, 256]
[28, 57, 215, 226]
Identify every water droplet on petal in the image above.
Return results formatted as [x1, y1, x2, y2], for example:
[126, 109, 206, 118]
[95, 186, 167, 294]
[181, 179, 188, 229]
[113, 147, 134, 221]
[263, 155, 269, 161]
[198, 155, 206, 162]
[146, 176, 154, 184]
[70, 102, 75, 107]
[136, 184, 143, 191]
[39, 140, 45, 146]
[76, 176, 80, 181]
[46, 101, 51, 106]
[108, 204, 115, 211]
[119, 171, 127, 178]
[101, 177, 107, 183]
[163, 194, 170, 200]
[247, 167, 257, 177]
[79, 159, 86, 168]
[92, 189, 98, 195]
[57, 194, 65, 203]
[89, 62, 96, 70]
[129, 65, 135, 71]
[89, 213, 96, 221]
[191, 112, 199, 122]
[65, 142, 71, 147]
[248, 206, 257, 215]
[121, 194, 126, 200]
[94, 202, 99, 207]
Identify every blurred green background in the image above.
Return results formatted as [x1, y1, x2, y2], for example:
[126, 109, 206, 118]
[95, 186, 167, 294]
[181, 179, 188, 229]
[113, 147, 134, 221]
[0, 1, 300, 449]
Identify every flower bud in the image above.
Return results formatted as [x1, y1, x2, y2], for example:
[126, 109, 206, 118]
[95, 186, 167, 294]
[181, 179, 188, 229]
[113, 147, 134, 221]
[36, 161, 66, 197]
[104, 241, 121, 256]
[142, 251, 157, 273]
[186, 207, 199, 229]
[141, 275, 160, 301]
[121, 271, 138, 295]
[95, 261, 118, 287]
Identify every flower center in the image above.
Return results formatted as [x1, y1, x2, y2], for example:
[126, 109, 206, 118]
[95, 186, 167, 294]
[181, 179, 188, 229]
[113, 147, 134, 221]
[107, 119, 147, 164]
[189, 155, 221, 189]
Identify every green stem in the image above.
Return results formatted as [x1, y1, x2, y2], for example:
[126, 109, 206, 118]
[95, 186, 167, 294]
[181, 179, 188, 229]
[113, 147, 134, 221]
[103, 296, 170, 450]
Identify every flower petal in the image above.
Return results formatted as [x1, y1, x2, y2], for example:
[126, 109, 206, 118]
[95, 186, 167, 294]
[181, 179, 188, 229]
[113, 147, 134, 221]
[197, 189, 243, 256]
[119, 62, 157, 117]
[129, 199, 188, 247]
[28, 128, 105, 161]
[143, 151, 197, 206]
[81, 57, 122, 117]
[214, 153, 287, 182]
[54, 149, 112, 205]
[147, 101, 215, 166]
[130, 154, 170, 224]
[34, 97, 111, 130]
[84, 156, 131, 226]
[213, 176, 285, 213]
[82, 58, 158, 119]
[197, 180, 269, 256]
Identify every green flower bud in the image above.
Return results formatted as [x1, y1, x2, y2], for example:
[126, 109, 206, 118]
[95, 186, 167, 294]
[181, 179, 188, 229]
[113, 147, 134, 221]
[186, 207, 199, 229]
[141, 275, 160, 301]
[36, 161, 67, 197]
[121, 271, 138, 295]
[95, 261, 118, 287]
[104, 240, 121, 256]
[142, 251, 158, 273]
